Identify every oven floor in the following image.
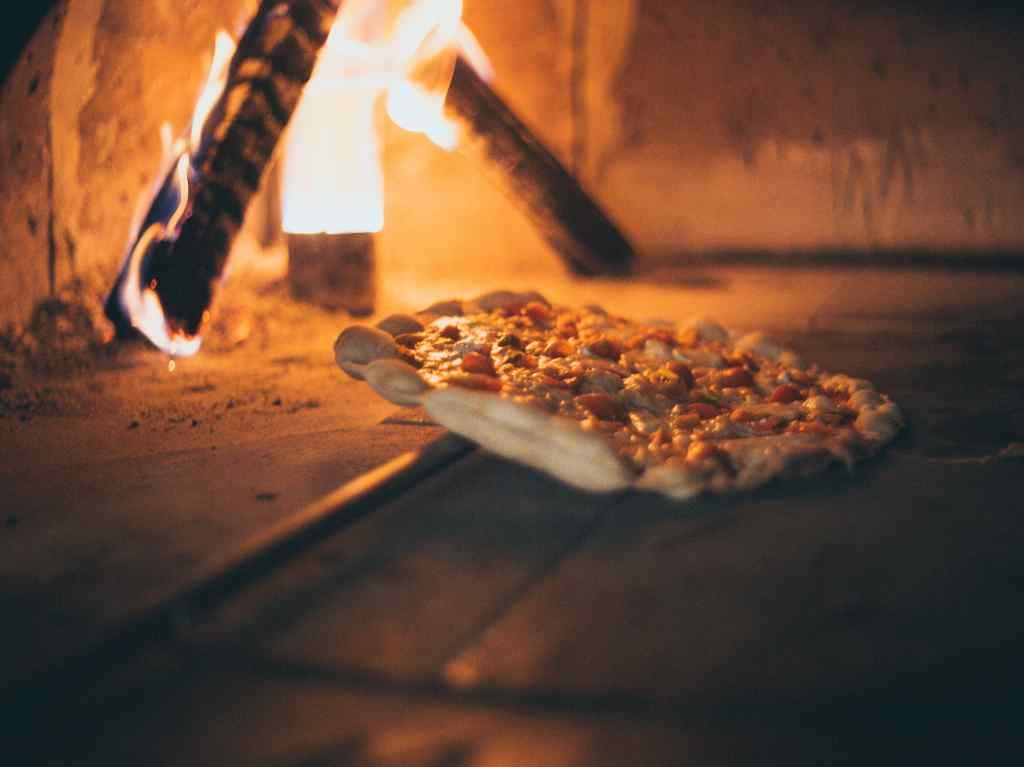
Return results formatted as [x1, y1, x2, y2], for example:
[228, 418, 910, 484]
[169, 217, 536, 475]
[3, 266, 1024, 764]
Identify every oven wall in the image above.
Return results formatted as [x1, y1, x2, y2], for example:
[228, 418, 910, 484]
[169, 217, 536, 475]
[448, 0, 1024, 259]
[2, 0, 1023, 328]
[0, 0, 255, 328]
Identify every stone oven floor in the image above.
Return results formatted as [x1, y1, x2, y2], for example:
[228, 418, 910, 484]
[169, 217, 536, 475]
[3, 265, 1024, 764]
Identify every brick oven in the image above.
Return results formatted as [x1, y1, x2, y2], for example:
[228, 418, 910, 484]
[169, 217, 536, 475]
[2, 2, 1024, 764]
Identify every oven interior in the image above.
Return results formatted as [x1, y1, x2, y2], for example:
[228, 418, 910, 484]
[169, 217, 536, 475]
[3, 2, 1024, 764]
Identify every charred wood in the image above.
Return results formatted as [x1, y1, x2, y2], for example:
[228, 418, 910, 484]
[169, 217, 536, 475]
[445, 55, 635, 277]
[106, 0, 344, 339]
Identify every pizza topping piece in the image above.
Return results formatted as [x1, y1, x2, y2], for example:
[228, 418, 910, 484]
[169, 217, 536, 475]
[439, 325, 461, 341]
[688, 402, 720, 420]
[523, 302, 554, 328]
[555, 318, 579, 338]
[683, 317, 729, 343]
[674, 346, 725, 369]
[461, 351, 496, 376]
[584, 338, 623, 361]
[803, 395, 839, 417]
[449, 372, 504, 392]
[542, 339, 573, 358]
[770, 384, 802, 403]
[496, 332, 523, 349]
[580, 368, 624, 396]
[576, 392, 627, 422]
[664, 361, 695, 389]
[734, 331, 788, 362]
[720, 367, 755, 388]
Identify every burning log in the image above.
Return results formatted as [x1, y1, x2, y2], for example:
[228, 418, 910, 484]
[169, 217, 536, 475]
[106, 0, 345, 343]
[445, 55, 635, 277]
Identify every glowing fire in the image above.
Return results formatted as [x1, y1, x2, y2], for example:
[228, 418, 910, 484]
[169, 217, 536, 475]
[114, 30, 237, 357]
[282, 0, 492, 237]
[191, 31, 237, 149]
[117, 1, 493, 356]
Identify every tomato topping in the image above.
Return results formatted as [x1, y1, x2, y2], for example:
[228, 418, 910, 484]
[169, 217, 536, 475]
[720, 367, 754, 388]
[585, 338, 622, 361]
[556, 320, 578, 338]
[575, 392, 626, 421]
[665, 361, 695, 389]
[536, 374, 570, 389]
[461, 351, 495, 376]
[543, 339, 572, 358]
[689, 402, 719, 420]
[523, 302, 553, 327]
[449, 373, 503, 391]
[439, 325, 461, 340]
[770, 384, 802, 404]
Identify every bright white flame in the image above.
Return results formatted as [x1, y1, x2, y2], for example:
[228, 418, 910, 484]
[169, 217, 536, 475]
[281, 0, 494, 235]
[386, 80, 458, 150]
[282, 82, 384, 234]
[453, 23, 493, 83]
[191, 31, 237, 149]
[281, 2, 387, 235]
[381, 0, 473, 151]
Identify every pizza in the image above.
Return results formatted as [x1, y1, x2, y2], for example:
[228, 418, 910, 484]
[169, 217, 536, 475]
[334, 290, 903, 499]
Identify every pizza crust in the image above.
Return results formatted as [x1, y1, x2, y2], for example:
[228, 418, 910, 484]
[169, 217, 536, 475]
[423, 387, 634, 493]
[334, 325, 400, 380]
[335, 291, 904, 499]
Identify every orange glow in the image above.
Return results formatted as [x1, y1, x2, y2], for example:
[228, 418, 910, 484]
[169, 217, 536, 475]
[116, 154, 203, 358]
[281, 0, 494, 234]
[191, 31, 237, 150]
[282, 77, 384, 234]
[382, 0, 464, 150]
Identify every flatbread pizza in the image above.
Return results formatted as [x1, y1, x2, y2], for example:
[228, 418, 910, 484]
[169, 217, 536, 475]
[335, 291, 903, 499]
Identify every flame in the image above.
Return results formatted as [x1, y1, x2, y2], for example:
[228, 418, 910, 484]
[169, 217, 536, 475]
[113, 30, 236, 357]
[116, 3, 496, 355]
[282, 0, 493, 235]
[281, 73, 384, 234]
[191, 31, 237, 150]
[117, 154, 202, 357]
[383, 0, 466, 150]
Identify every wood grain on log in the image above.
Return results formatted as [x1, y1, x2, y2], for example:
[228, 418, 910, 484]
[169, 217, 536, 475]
[446, 55, 635, 277]
[107, 0, 344, 338]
